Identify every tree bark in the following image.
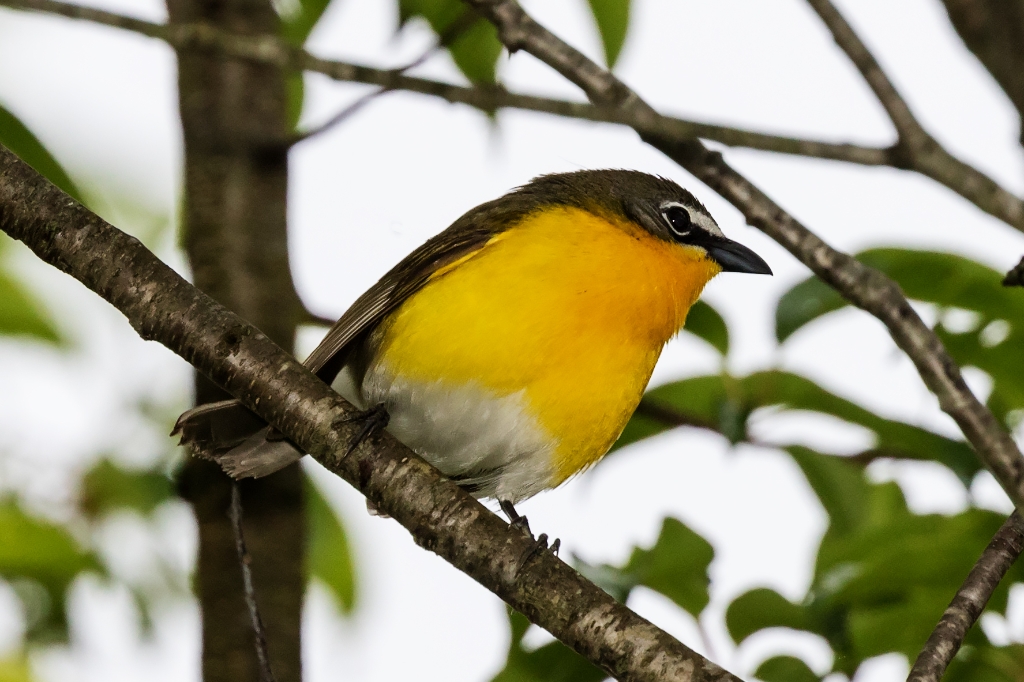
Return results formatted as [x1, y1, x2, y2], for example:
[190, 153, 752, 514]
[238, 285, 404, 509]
[165, 0, 305, 680]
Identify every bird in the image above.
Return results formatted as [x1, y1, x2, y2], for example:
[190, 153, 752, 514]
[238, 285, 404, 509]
[174, 169, 771, 521]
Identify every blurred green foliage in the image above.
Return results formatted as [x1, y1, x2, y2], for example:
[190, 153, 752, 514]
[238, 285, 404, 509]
[0, 503, 100, 642]
[306, 475, 356, 614]
[399, 0, 503, 84]
[586, 0, 631, 67]
[684, 299, 729, 356]
[0, 101, 81, 203]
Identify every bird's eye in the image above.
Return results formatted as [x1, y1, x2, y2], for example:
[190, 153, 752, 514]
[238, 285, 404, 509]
[663, 206, 692, 237]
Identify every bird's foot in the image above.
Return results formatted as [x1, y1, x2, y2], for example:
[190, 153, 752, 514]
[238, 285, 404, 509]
[499, 499, 561, 559]
[336, 403, 390, 458]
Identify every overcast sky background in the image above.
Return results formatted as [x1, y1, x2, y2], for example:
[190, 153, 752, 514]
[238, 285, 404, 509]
[1, 0, 1023, 680]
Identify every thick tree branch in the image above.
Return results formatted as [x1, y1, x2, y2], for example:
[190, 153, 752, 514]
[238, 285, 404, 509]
[805, 0, 1024, 232]
[907, 512, 1024, 682]
[0, 145, 740, 682]
[6, 0, 1024, 231]
[463, 0, 1024, 512]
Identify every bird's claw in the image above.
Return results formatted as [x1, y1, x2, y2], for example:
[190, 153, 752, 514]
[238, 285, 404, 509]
[337, 403, 390, 458]
[500, 499, 561, 563]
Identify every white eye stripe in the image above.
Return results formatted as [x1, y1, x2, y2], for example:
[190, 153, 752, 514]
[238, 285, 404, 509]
[659, 201, 723, 238]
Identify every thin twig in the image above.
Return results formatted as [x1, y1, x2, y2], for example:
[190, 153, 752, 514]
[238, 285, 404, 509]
[288, 8, 481, 145]
[907, 512, 1024, 682]
[289, 88, 387, 145]
[460, 0, 1024, 511]
[6, 0, 1024, 230]
[806, 0, 925, 144]
[229, 484, 278, 682]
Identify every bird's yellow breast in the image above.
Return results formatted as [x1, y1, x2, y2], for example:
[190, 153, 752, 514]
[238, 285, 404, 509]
[375, 206, 721, 485]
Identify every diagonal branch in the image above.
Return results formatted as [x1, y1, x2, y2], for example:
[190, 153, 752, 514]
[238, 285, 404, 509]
[907, 512, 1024, 682]
[462, 0, 1024, 512]
[806, 0, 927, 145]
[4, 0, 1024, 231]
[805, 0, 1024, 233]
[0, 144, 739, 682]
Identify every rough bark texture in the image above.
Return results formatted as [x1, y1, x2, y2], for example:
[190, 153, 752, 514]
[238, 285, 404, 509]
[908, 512, 1024, 682]
[941, 0, 1024, 142]
[0, 144, 742, 682]
[164, 0, 304, 680]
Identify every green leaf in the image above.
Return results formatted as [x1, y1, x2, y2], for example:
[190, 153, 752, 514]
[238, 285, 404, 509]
[0, 261, 62, 344]
[810, 483, 1021, 673]
[946, 644, 1024, 682]
[575, 517, 713, 617]
[726, 588, 815, 644]
[684, 300, 729, 355]
[754, 656, 821, 682]
[79, 459, 174, 519]
[280, 0, 333, 46]
[286, 74, 305, 132]
[775, 275, 845, 344]
[785, 447, 868, 537]
[0, 652, 34, 682]
[489, 609, 606, 682]
[586, 0, 631, 67]
[399, 0, 503, 84]
[0, 502, 101, 641]
[305, 475, 355, 613]
[775, 249, 1024, 343]
[622, 517, 714, 617]
[617, 370, 978, 483]
[935, 322, 1024, 424]
[727, 437, 1024, 676]
[0, 102, 81, 202]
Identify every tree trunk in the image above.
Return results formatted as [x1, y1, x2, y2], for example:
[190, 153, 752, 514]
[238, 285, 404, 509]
[166, 1, 305, 680]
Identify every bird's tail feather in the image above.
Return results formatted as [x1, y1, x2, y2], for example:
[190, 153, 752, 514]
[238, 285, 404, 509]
[172, 399, 302, 478]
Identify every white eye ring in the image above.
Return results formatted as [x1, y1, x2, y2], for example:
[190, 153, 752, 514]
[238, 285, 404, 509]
[661, 204, 693, 237]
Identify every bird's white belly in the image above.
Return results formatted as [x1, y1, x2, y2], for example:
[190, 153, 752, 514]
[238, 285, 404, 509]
[332, 363, 558, 502]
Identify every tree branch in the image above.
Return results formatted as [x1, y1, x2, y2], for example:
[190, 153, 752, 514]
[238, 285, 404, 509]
[0, 144, 740, 682]
[462, 0, 1024, 512]
[907, 512, 1024, 682]
[804, 0, 1024, 232]
[7, 0, 1024, 231]
[806, 0, 926, 145]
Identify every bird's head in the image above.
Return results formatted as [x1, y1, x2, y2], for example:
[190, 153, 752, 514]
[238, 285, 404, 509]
[511, 169, 773, 276]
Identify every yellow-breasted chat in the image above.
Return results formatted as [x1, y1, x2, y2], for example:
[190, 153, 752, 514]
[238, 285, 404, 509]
[175, 169, 771, 517]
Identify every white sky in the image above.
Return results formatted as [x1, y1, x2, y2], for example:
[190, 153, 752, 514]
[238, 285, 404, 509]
[0, 0, 1023, 681]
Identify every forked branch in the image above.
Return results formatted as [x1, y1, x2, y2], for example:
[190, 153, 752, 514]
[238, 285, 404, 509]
[805, 0, 1024, 232]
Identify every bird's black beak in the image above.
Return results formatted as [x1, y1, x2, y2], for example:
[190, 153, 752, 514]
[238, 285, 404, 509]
[705, 238, 772, 275]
